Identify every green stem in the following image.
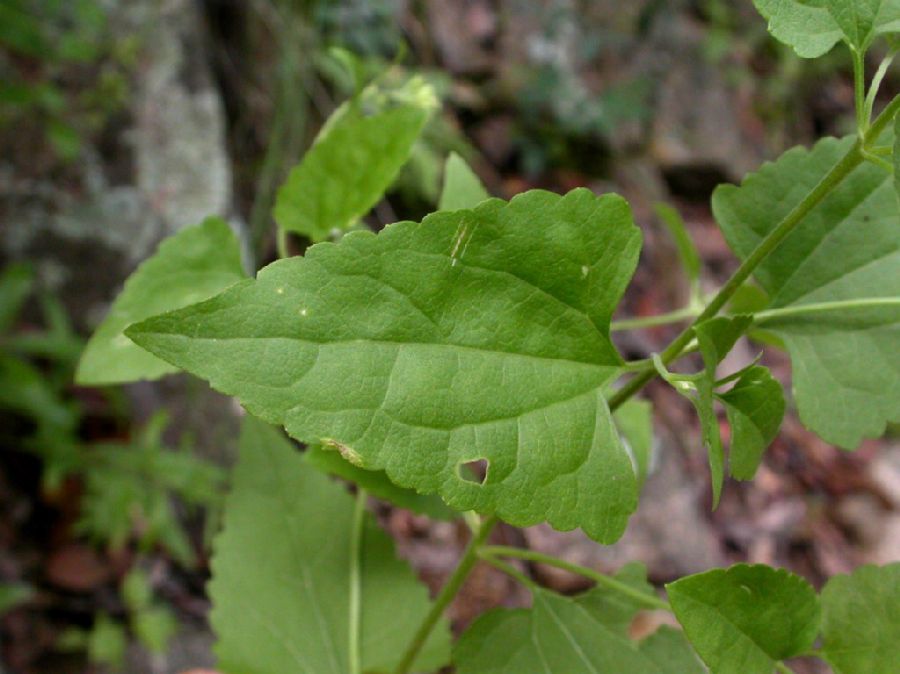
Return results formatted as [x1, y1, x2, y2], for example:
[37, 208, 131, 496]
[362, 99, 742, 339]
[393, 515, 498, 674]
[611, 306, 699, 332]
[482, 545, 671, 611]
[349, 489, 367, 674]
[479, 553, 540, 590]
[277, 227, 290, 259]
[861, 149, 894, 172]
[853, 48, 868, 134]
[607, 135, 866, 412]
[755, 297, 900, 324]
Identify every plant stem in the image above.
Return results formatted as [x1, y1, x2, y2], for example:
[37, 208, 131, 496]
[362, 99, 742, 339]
[277, 227, 290, 259]
[861, 149, 894, 172]
[349, 488, 367, 674]
[481, 545, 671, 611]
[864, 51, 897, 124]
[853, 48, 868, 133]
[755, 297, 900, 324]
[611, 306, 699, 332]
[607, 136, 865, 412]
[393, 515, 498, 674]
[479, 553, 540, 590]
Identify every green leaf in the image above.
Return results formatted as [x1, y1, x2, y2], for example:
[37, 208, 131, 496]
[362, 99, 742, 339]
[894, 113, 900, 203]
[716, 365, 785, 480]
[667, 564, 820, 674]
[695, 316, 753, 379]
[574, 562, 660, 635]
[456, 586, 703, 674]
[639, 627, 708, 674]
[753, 0, 900, 56]
[210, 416, 449, 674]
[713, 135, 900, 448]
[76, 217, 246, 385]
[128, 189, 642, 543]
[654, 203, 701, 285]
[274, 77, 437, 241]
[122, 569, 152, 613]
[88, 614, 127, 669]
[614, 400, 654, 487]
[820, 563, 900, 674]
[438, 152, 490, 211]
[305, 444, 458, 520]
[0, 262, 34, 334]
[134, 606, 178, 654]
[0, 583, 32, 614]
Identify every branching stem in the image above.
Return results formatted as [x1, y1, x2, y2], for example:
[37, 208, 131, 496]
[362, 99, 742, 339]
[277, 227, 290, 259]
[393, 515, 498, 674]
[608, 95, 900, 411]
[481, 545, 671, 611]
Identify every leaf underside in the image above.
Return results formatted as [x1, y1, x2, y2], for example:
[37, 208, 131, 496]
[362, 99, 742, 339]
[76, 217, 246, 385]
[129, 188, 642, 542]
[713, 135, 900, 448]
[210, 416, 449, 674]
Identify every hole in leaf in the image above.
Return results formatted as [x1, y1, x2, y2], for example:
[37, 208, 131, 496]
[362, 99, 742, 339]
[457, 458, 489, 485]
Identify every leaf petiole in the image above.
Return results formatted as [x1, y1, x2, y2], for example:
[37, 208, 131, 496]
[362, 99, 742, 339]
[754, 297, 900, 324]
[864, 50, 897, 125]
[478, 553, 540, 590]
[852, 48, 868, 135]
[393, 515, 498, 674]
[349, 488, 367, 674]
[611, 305, 700, 332]
[480, 545, 671, 611]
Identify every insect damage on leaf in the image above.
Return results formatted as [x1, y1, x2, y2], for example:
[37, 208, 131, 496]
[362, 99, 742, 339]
[127, 188, 643, 543]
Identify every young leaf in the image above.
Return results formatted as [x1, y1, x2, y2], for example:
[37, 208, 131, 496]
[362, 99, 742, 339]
[667, 564, 820, 674]
[76, 217, 245, 385]
[211, 416, 450, 674]
[716, 365, 785, 480]
[614, 400, 654, 487]
[455, 587, 703, 674]
[820, 563, 900, 674]
[695, 316, 753, 378]
[128, 189, 642, 543]
[713, 135, 900, 448]
[274, 77, 437, 241]
[753, 0, 900, 57]
[438, 152, 490, 212]
[304, 444, 458, 520]
[654, 203, 701, 286]
[0, 262, 34, 334]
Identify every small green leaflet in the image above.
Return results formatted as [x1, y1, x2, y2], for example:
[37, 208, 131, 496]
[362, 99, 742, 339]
[210, 416, 449, 674]
[274, 77, 437, 241]
[456, 573, 705, 674]
[753, 0, 900, 56]
[713, 135, 900, 449]
[438, 152, 490, 212]
[654, 203, 701, 286]
[128, 189, 642, 543]
[667, 564, 820, 674]
[304, 444, 457, 520]
[76, 217, 246, 385]
[614, 399, 654, 488]
[718, 365, 784, 480]
[0, 262, 34, 333]
[694, 317, 785, 482]
[820, 563, 900, 674]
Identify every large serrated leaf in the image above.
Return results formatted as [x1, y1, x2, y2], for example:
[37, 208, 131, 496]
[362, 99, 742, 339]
[274, 78, 437, 241]
[76, 217, 246, 385]
[455, 581, 704, 674]
[820, 563, 900, 674]
[127, 188, 642, 542]
[210, 416, 449, 674]
[713, 135, 900, 448]
[667, 564, 820, 674]
[753, 0, 900, 56]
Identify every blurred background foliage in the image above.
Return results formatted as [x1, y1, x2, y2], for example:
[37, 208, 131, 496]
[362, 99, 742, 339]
[0, 1, 896, 673]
